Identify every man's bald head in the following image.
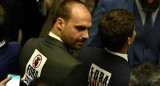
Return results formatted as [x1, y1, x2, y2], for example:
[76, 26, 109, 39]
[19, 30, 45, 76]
[52, 0, 90, 24]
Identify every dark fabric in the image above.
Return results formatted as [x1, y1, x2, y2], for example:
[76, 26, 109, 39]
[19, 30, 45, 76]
[85, 0, 160, 68]
[78, 47, 132, 86]
[144, 12, 152, 39]
[0, 42, 21, 81]
[19, 36, 88, 86]
[128, 3, 160, 67]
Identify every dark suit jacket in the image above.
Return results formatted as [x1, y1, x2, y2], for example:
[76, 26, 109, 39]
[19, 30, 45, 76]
[19, 36, 88, 86]
[128, 2, 160, 67]
[0, 42, 21, 81]
[78, 47, 132, 86]
[86, 0, 160, 67]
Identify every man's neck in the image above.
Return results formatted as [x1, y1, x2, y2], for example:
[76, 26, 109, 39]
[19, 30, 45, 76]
[117, 46, 128, 54]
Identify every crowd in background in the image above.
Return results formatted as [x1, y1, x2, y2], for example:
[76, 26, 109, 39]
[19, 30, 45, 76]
[0, 0, 160, 86]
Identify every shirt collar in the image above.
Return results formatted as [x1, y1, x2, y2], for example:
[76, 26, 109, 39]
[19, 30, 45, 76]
[49, 31, 63, 42]
[0, 40, 5, 47]
[105, 48, 128, 62]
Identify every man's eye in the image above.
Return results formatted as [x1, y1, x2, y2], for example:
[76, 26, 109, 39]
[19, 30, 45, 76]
[75, 26, 86, 31]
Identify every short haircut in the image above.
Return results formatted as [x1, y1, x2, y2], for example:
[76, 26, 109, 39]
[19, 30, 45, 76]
[130, 62, 160, 86]
[52, 0, 87, 24]
[98, 9, 135, 51]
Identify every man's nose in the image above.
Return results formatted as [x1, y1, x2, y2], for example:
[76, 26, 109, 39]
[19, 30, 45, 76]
[82, 30, 89, 39]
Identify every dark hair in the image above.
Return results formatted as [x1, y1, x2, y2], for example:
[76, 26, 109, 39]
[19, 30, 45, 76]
[98, 9, 135, 51]
[29, 77, 55, 86]
[0, 4, 9, 42]
[52, 0, 87, 24]
[130, 62, 160, 86]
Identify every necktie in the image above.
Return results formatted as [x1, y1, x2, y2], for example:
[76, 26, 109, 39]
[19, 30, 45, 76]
[144, 12, 152, 38]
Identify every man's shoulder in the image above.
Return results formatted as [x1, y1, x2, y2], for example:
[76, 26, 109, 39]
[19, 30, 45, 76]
[78, 47, 107, 69]
[51, 50, 84, 66]
[23, 38, 44, 47]
[6, 41, 21, 50]
[80, 47, 104, 54]
[78, 47, 106, 60]
[27, 38, 44, 43]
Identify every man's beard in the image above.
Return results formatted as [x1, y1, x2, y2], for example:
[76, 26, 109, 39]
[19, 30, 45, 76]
[139, 0, 160, 13]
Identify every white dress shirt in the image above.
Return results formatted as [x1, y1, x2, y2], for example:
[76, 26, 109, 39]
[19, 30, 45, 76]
[49, 31, 63, 42]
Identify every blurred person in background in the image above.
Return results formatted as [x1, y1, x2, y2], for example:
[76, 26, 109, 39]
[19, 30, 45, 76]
[130, 62, 160, 86]
[0, 4, 21, 82]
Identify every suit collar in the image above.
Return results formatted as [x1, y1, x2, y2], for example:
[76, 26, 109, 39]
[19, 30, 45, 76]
[105, 50, 131, 68]
[105, 48, 128, 62]
[44, 35, 71, 54]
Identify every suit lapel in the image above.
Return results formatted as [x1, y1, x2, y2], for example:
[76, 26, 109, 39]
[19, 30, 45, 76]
[153, 9, 160, 28]
[44, 36, 70, 53]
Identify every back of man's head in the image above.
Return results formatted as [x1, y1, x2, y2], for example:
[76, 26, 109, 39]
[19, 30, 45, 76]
[130, 62, 160, 86]
[98, 9, 135, 51]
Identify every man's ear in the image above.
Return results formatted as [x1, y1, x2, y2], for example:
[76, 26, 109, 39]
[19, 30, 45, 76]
[56, 18, 65, 31]
[127, 37, 131, 45]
